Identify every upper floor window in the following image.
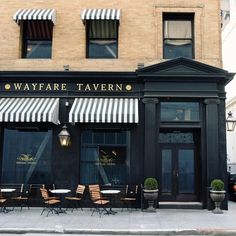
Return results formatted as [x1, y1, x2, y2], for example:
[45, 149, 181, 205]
[163, 13, 194, 59]
[82, 9, 121, 59]
[22, 20, 53, 58]
[13, 9, 56, 59]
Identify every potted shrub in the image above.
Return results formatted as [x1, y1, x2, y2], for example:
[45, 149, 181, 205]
[210, 179, 226, 214]
[143, 177, 158, 212]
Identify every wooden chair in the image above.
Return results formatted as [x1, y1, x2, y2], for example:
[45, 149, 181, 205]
[0, 190, 7, 213]
[120, 185, 138, 211]
[89, 184, 110, 217]
[40, 188, 61, 216]
[65, 184, 85, 212]
[11, 184, 30, 211]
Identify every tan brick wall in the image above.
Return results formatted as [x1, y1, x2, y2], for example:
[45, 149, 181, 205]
[0, 0, 221, 71]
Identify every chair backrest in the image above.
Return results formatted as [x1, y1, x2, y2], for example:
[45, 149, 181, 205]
[126, 185, 138, 197]
[40, 188, 49, 200]
[76, 184, 86, 195]
[89, 184, 101, 201]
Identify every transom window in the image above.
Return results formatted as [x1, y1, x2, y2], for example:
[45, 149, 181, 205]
[163, 13, 194, 59]
[161, 102, 199, 121]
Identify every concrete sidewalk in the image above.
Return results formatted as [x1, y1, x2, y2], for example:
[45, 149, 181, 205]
[1, 202, 236, 235]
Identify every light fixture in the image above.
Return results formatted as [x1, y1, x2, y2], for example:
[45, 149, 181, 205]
[63, 65, 70, 71]
[226, 111, 236, 132]
[58, 125, 71, 147]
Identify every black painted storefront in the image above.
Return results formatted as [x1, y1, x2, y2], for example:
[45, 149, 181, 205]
[0, 57, 233, 209]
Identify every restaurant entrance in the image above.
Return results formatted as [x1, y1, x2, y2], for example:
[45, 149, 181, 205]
[159, 131, 200, 202]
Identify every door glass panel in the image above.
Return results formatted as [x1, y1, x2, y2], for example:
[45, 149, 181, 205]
[162, 149, 172, 193]
[178, 149, 194, 193]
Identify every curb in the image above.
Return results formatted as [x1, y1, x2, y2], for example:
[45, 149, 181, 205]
[1, 228, 236, 235]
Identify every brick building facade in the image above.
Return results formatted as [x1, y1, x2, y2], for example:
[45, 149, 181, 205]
[0, 0, 232, 209]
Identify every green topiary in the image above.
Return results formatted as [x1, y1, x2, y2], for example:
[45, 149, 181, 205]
[210, 179, 224, 191]
[144, 177, 158, 190]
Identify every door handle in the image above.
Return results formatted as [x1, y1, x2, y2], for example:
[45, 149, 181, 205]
[173, 170, 179, 177]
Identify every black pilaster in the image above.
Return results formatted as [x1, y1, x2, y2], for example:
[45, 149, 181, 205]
[142, 98, 159, 179]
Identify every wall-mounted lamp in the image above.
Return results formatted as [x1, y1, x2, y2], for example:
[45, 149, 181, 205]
[58, 125, 71, 147]
[63, 65, 70, 71]
[226, 111, 236, 132]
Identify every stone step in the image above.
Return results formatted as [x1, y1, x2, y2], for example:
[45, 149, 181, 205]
[159, 201, 203, 209]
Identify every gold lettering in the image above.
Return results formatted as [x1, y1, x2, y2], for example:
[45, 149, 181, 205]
[76, 83, 83, 91]
[14, 83, 22, 90]
[85, 84, 91, 91]
[116, 84, 122, 91]
[23, 84, 30, 91]
[53, 84, 59, 91]
[61, 83, 67, 91]
[101, 84, 106, 91]
[93, 84, 100, 91]
[45, 84, 52, 91]
[39, 83, 44, 90]
[31, 83, 37, 90]
[108, 84, 114, 91]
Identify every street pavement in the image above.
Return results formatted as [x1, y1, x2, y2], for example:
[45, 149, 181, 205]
[1, 201, 236, 235]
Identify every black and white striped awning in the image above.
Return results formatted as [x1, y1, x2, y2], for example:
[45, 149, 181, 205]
[13, 9, 56, 25]
[69, 98, 138, 123]
[0, 98, 59, 124]
[81, 9, 121, 23]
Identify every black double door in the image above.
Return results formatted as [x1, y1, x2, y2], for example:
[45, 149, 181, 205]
[160, 143, 198, 201]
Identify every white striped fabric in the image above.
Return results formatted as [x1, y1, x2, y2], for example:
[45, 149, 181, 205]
[69, 98, 139, 123]
[81, 9, 120, 23]
[13, 9, 56, 25]
[0, 98, 59, 124]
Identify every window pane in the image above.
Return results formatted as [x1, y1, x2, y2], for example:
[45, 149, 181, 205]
[105, 132, 116, 144]
[117, 131, 126, 144]
[93, 132, 104, 144]
[164, 20, 192, 38]
[2, 129, 52, 184]
[178, 149, 194, 193]
[89, 40, 117, 58]
[81, 130, 93, 144]
[161, 102, 199, 121]
[162, 149, 172, 193]
[24, 40, 52, 58]
[164, 40, 192, 59]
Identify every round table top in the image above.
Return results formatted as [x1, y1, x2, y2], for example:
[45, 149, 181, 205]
[50, 189, 71, 194]
[101, 190, 120, 194]
[1, 188, 16, 192]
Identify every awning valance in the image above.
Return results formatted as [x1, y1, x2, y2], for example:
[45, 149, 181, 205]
[13, 9, 56, 25]
[81, 9, 121, 23]
[0, 98, 59, 124]
[69, 98, 138, 123]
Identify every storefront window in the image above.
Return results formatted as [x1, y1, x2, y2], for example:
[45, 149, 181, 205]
[161, 102, 199, 121]
[1, 129, 52, 184]
[80, 130, 130, 185]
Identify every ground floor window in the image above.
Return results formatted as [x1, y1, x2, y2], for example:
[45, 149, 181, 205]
[80, 130, 130, 185]
[1, 128, 52, 184]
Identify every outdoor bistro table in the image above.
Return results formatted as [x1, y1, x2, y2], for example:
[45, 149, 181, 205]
[49, 189, 71, 213]
[101, 189, 120, 214]
[0, 188, 16, 213]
